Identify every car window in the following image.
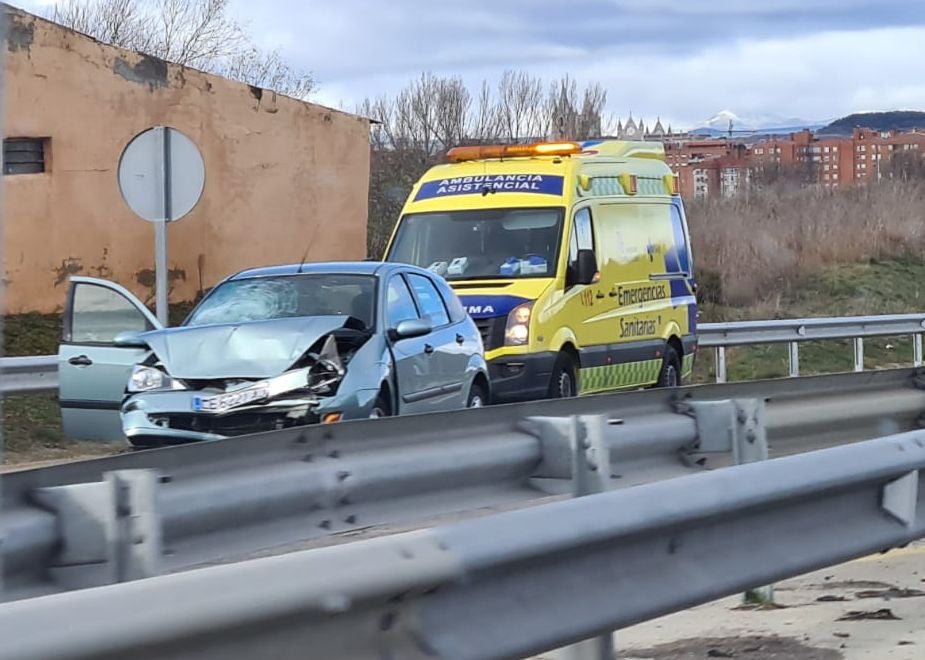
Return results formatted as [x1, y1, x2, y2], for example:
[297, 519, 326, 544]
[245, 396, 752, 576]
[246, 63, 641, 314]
[432, 276, 467, 323]
[407, 274, 451, 327]
[69, 283, 153, 343]
[386, 276, 420, 327]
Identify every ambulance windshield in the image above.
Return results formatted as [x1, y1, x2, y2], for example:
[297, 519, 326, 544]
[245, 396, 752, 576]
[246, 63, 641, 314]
[387, 208, 565, 280]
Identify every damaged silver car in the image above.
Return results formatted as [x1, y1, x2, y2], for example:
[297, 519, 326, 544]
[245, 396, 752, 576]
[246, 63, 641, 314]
[57, 262, 490, 448]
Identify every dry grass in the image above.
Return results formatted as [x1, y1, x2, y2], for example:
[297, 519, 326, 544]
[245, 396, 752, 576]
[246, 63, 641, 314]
[688, 180, 925, 306]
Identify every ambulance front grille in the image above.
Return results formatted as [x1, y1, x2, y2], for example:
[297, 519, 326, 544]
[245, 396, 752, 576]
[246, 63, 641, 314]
[473, 316, 505, 351]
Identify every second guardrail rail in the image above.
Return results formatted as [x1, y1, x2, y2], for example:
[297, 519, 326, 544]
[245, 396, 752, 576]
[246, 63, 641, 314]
[699, 312, 925, 382]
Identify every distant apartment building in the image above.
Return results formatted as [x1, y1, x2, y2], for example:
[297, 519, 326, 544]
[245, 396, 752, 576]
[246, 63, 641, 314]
[665, 140, 750, 199]
[661, 127, 925, 199]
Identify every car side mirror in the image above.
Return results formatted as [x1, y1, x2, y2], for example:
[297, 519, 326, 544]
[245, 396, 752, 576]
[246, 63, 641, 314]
[568, 249, 599, 287]
[389, 318, 432, 341]
[113, 331, 149, 348]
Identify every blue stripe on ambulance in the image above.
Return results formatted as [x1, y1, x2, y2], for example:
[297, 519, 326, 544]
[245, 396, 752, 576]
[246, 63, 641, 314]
[665, 199, 697, 332]
[457, 294, 529, 319]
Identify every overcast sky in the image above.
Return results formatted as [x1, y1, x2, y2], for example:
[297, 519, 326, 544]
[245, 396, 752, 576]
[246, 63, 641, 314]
[19, 0, 925, 128]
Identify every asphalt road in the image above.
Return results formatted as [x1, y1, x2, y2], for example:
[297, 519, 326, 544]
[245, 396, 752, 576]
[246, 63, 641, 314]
[533, 541, 925, 660]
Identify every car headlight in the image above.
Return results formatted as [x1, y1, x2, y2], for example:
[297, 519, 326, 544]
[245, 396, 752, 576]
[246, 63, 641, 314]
[128, 365, 185, 393]
[504, 301, 534, 346]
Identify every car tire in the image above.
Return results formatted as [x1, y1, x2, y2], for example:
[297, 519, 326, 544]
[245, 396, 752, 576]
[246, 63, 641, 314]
[548, 352, 578, 399]
[656, 345, 682, 388]
[466, 382, 488, 408]
[368, 391, 391, 418]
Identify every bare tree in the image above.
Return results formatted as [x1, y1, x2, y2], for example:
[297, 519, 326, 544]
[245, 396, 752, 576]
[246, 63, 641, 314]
[578, 82, 607, 139]
[548, 76, 606, 140]
[496, 70, 548, 141]
[52, 0, 152, 48]
[50, 0, 314, 98]
[468, 80, 500, 142]
[432, 77, 471, 151]
[359, 70, 614, 257]
[150, 0, 244, 69]
[219, 48, 315, 99]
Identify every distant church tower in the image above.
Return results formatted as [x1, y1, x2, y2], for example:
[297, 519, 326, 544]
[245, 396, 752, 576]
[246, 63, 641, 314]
[621, 114, 640, 139]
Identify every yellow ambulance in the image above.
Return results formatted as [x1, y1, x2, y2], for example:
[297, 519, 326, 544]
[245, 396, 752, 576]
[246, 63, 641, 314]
[383, 139, 698, 402]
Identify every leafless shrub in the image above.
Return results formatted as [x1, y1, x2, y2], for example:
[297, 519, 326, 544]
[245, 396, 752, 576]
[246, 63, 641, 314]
[689, 180, 925, 305]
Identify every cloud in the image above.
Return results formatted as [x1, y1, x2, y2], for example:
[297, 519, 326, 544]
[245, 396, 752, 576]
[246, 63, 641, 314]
[227, 0, 925, 124]
[13, 0, 925, 125]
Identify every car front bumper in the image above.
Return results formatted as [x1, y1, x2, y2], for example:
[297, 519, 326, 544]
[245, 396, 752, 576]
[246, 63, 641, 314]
[487, 351, 558, 403]
[120, 387, 381, 447]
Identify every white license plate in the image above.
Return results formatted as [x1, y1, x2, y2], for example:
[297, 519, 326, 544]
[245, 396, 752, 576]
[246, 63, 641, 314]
[193, 383, 269, 413]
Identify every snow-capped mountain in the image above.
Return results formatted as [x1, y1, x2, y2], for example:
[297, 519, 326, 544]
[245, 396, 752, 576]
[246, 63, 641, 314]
[694, 110, 832, 136]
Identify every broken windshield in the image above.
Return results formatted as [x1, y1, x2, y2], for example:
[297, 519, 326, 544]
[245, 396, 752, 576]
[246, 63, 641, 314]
[185, 274, 376, 329]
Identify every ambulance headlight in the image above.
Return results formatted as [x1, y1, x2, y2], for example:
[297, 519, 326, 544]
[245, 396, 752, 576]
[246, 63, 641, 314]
[504, 302, 534, 346]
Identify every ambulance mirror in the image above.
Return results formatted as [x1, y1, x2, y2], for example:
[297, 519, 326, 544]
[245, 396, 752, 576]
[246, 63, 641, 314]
[573, 249, 598, 286]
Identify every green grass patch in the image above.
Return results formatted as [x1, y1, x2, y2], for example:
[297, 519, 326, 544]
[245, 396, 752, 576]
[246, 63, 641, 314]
[1, 394, 124, 466]
[695, 259, 925, 383]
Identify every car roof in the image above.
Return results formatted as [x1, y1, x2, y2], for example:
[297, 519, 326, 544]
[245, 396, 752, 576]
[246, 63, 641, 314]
[228, 261, 430, 281]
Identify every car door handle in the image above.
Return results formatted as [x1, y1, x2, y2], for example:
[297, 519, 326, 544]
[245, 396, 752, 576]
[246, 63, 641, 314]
[68, 355, 93, 366]
[424, 344, 435, 355]
[455, 333, 465, 345]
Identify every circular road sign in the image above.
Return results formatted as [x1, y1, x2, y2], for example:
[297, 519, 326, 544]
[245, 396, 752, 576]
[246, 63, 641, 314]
[117, 126, 205, 223]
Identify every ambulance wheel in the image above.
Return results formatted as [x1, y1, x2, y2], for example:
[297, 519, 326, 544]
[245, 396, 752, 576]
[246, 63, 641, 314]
[548, 352, 578, 398]
[656, 345, 682, 388]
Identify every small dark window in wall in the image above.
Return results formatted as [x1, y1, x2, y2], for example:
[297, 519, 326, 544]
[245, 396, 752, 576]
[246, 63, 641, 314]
[4, 138, 48, 175]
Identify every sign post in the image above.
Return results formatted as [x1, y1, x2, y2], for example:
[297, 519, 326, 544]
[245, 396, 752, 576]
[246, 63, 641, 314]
[117, 126, 205, 325]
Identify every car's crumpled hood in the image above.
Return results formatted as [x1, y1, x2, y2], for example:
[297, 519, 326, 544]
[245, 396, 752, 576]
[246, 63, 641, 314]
[141, 316, 354, 379]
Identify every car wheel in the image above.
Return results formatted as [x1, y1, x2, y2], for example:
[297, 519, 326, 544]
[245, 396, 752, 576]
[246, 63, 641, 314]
[467, 382, 487, 408]
[369, 392, 391, 418]
[548, 352, 578, 398]
[656, 345, 682, 388]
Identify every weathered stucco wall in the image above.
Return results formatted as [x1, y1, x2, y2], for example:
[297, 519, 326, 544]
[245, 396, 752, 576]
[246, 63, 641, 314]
[3, 5, 370, 313]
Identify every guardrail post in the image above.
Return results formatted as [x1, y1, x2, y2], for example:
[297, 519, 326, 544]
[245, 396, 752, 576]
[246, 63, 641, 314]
[108, 470, 163, 582]
[915, 334, 923, 368]
[854, 338, 865, 372]
[788, 342, 800, 377]
[715, 346, 727, 383]
[684, 398, 773, 604]
[29, 469, 161, 591]
[731, 399, 774, 606]
[548, 416, 616, 660]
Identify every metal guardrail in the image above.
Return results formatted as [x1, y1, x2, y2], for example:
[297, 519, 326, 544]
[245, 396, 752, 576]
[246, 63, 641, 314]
[2, 367, 924, 605]
[700, 313, 925, 382]
[2, 313, 924, 394]
[0, 355, 57, 394]
[2, 428, 923, 660]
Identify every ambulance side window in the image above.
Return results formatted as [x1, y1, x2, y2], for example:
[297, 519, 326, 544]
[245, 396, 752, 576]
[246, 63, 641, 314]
[669, 205, 693, 275]
[568, 208, 595, 267]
